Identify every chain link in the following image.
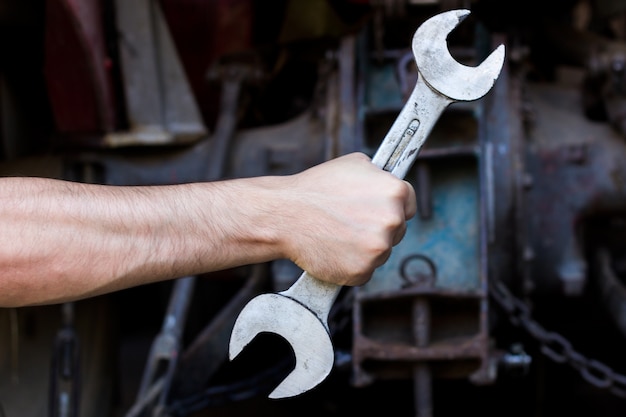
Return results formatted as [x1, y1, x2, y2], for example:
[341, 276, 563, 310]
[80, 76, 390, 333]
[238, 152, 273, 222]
[490, 280, 626, 399]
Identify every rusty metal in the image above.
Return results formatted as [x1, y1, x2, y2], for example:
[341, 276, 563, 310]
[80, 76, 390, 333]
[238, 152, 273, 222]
[400, 254, 437, 287]
[353, 260, 489, 383]
[350, 24, 505, 410]
[411, 259, 434, 417]
[521, 79, 626, 296]
[490, 277, 626, 398]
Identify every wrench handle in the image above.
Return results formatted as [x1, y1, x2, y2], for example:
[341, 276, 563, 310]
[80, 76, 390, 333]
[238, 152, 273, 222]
[372, 74, 453, 178]
[279, 271, 340, 330]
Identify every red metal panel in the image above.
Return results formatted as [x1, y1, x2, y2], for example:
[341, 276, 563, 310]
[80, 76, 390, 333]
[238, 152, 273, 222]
[44, 0, 117, 134]
[158, 0, 254, 125]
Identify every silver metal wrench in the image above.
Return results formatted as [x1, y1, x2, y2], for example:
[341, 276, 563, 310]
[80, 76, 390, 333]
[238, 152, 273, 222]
[229, 9, 505, 399]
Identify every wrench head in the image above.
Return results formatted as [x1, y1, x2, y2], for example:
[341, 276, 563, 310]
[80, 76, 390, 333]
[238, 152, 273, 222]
[229, 293, 334, 399]
[413, 9, 505, 102]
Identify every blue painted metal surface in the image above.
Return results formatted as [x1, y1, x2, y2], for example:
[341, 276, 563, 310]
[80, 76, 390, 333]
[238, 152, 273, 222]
[363, 160, 481, 294]
[364, 64, 404, 111]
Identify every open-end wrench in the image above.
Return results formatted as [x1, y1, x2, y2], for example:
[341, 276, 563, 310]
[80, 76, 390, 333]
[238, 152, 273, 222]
[229, 9, 505, 399]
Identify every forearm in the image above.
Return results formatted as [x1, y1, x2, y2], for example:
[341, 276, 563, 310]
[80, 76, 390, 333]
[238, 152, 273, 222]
[0, 176, 283, 307]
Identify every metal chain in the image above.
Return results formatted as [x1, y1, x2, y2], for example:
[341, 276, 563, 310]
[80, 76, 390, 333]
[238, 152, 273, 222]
[489, 280, 626, 398]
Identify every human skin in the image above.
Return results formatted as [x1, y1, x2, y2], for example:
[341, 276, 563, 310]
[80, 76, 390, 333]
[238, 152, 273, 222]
[0, 152, 416, 307]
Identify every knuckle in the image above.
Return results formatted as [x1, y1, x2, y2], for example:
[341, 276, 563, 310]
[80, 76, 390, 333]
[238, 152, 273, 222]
[367, 236, 393, 259]
[388, 178, 410, 199]
[381, 211, 404, 230]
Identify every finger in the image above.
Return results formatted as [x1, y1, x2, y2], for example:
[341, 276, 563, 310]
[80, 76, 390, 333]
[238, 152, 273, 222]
[373, 248, 393, 272]
[392, 221, 407, 246]
[403, 180, 417, 220]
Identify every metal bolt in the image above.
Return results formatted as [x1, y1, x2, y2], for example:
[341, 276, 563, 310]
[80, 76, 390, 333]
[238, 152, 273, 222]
[501, 343, 532, 376]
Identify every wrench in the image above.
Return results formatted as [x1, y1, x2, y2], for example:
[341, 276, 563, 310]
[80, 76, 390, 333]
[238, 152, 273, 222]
[229, 9, 505, 399]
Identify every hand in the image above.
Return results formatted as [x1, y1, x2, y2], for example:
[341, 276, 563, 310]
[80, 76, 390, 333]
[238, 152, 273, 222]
[278, 152, 417, 286]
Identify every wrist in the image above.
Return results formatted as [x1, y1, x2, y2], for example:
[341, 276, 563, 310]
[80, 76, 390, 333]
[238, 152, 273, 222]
[189, 176, 293, 269]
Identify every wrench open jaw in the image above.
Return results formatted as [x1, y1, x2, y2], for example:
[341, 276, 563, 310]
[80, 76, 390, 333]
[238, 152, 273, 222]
[229, 272, 340, 398]
[229, 8, 505, 399]
[229, 292, 335, 399]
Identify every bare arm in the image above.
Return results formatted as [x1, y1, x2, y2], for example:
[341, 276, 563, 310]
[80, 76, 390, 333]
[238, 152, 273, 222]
[0, 152, 416, 307]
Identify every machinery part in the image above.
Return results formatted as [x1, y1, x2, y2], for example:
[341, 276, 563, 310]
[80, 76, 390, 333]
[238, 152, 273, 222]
[490, 278, 626, 398]
[595, 248, 626, 340]
[108, 0, 207, 146]
[228, 9, 505, 399]
[125, 276, 195, 417]
[49, 303, 80, 417]
[168, 265, 268, 398]
[205, 61, 264, 180]
[521, 79, 626, 297]
[44, 0, 117, 134]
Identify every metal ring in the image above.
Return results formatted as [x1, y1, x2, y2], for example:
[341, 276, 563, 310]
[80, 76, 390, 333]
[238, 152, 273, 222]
[400, 254, 437, 287]
[581, 359, 614, 389]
